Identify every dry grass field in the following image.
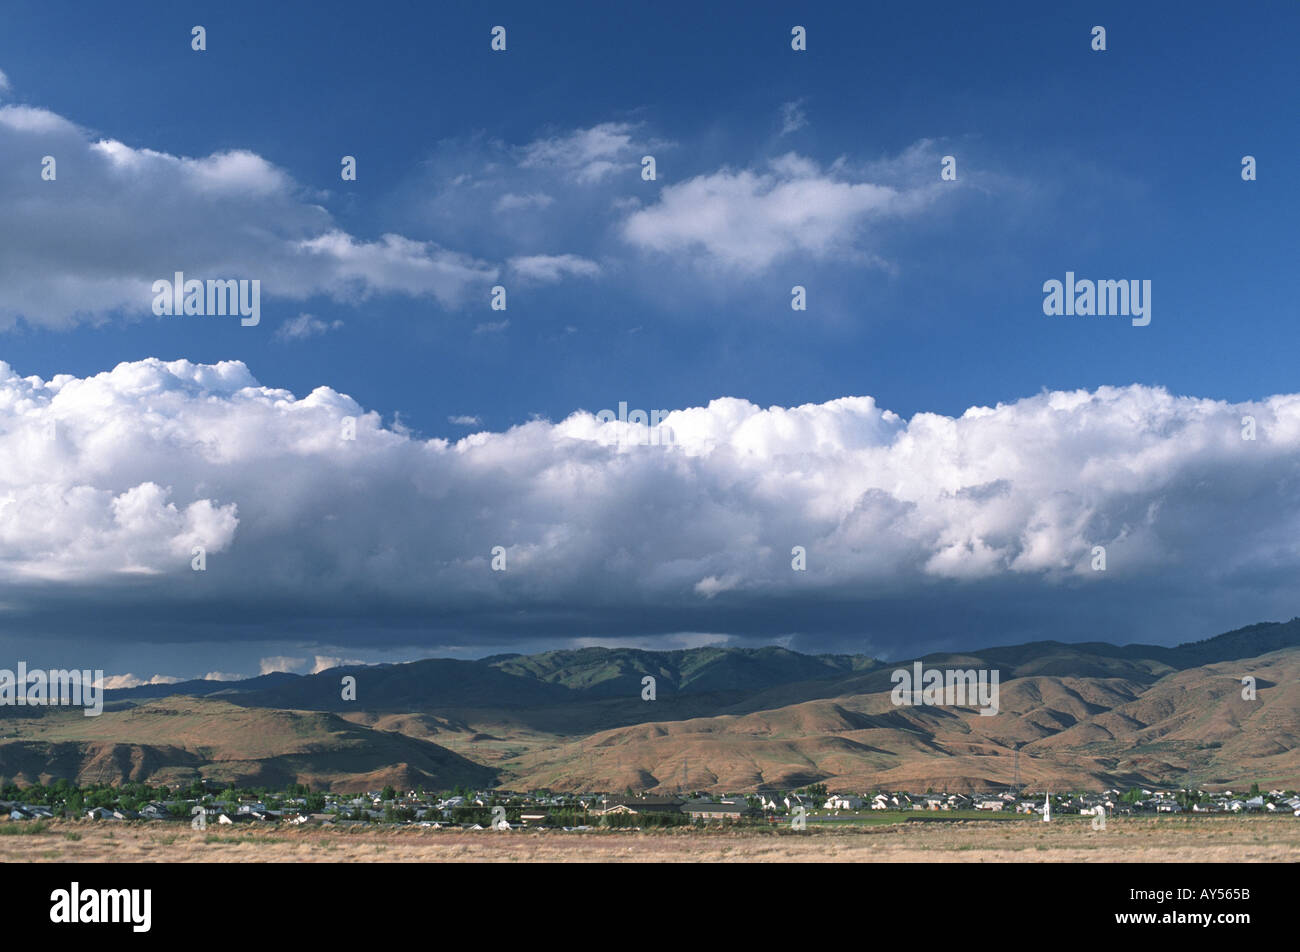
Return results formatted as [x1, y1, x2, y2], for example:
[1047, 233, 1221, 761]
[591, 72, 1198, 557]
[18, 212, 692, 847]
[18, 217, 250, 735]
[3, 815, 1298, 862]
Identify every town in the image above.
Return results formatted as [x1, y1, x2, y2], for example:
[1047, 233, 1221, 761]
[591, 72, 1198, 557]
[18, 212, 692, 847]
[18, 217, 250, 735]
[4, 779, 1299, 830]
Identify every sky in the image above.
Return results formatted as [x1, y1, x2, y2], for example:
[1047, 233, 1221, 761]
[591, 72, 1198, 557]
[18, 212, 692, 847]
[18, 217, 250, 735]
[0, 1, 1297, 682]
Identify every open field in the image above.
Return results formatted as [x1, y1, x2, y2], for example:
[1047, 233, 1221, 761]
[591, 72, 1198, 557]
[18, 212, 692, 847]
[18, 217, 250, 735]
[3, 816, 1298, 863]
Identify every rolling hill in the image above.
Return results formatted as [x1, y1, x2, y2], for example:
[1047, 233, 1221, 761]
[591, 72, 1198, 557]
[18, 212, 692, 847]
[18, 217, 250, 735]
[0, 698, 496, 791]
[3, 618, 1299, 792]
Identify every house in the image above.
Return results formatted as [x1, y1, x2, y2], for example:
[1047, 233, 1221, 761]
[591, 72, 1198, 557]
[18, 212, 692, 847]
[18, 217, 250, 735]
[974, 799, 1004, 811]
[823, 795, 865, 811]
[591, 796, 683, 817]
[683, 801, 753, 821]
[85, 807, 127, 821]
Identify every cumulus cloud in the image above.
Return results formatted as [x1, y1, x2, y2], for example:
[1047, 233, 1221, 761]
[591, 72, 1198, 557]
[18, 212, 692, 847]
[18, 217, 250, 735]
[293, 231, 495, 307]
[622, 151, 945, 271]
[0, 81, 497, 328]
[100, 673, 182, 690]
[259, 656, 307, 675]
[399, 123, 958, 294]
[2, 358, 1299, 652]
[310, 655, 363, 674]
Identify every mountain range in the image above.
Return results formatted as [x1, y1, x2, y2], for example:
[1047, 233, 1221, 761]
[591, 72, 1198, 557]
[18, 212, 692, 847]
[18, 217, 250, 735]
[2, 619, 1298, 793]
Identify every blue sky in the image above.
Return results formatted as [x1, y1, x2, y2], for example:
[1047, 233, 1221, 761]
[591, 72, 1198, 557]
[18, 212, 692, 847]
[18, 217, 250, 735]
[0, 1, 1298, 680]
[2, 1, 1296, 432]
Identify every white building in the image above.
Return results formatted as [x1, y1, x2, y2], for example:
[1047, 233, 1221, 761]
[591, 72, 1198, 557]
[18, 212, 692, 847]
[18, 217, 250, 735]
[823, 795, 865, 810]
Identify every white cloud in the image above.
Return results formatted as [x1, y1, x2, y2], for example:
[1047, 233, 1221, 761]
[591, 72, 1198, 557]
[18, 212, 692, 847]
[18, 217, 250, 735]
[780, 100, 808, 136]
[518, 122, 646, 184]
[101, 673, 182, 690]
[290, 231, 496, 307]
[448, 415, 483, 426]
[474, 320, 508, 334]
[622, 151, 944, 271]
[695, 574, 742, 599]
[508, 254, 601, 284]
[0, 81, 497, 328]
[202, 671, 245, 682]
[259, 656, 307, 675]
[495, 192, 555, 212]
[0, 106, 77, 136]
[310, 655, 363, 674]
[275, 313, 343, 341]
[2, 358, 1299, 647]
